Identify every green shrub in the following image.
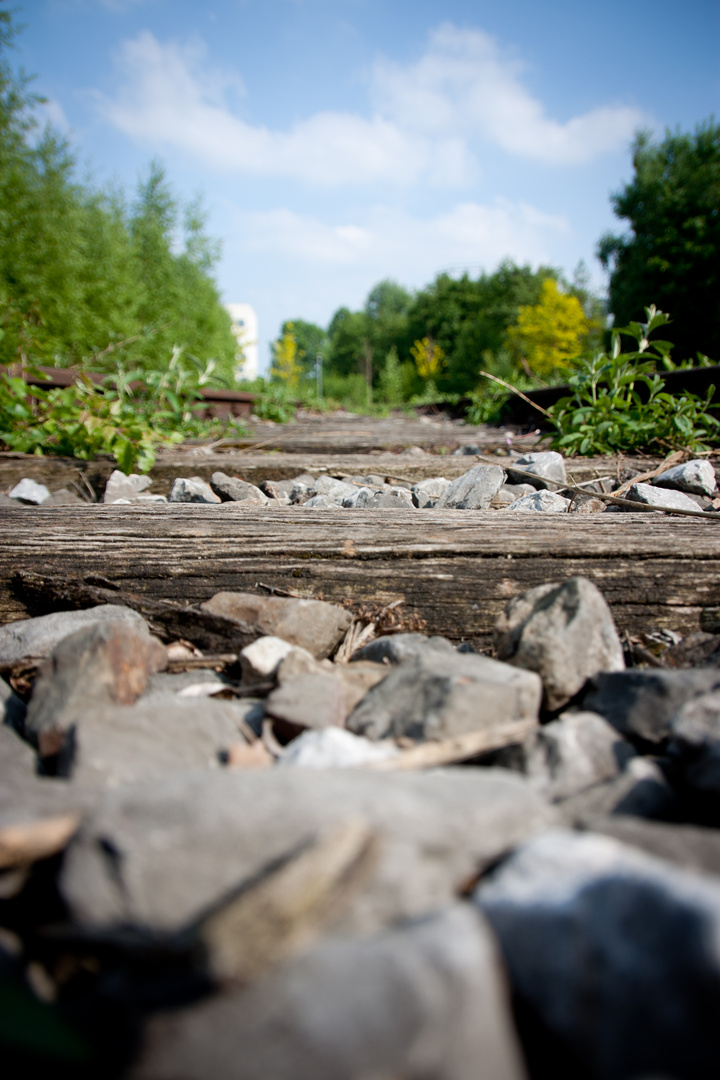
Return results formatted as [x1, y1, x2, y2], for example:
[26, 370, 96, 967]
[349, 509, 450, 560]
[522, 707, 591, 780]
[548, 306, 719, 455]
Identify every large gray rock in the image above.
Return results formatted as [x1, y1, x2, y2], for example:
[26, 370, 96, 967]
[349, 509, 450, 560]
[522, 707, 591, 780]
[347, 651, 541, 742]
[494, 711, 636, 801]
[590, 814, 720, 877]
[505, 490, 570, 513]
[60, 767, 555, 934]
[130, 905, 526, 1080]
[351, 631, 455, 665]
[668, 691, 720, 804]
[435, 464, 505, 510]
[582, 668, 720, 746]
[67, 698, 246, 786]
[102, 469, 152, 503]
[475, 828, 720, 1080]
[210, 472, 269, 504]
[261, 475, 315, 505]
[169, 477, 221, 503]
[506, 451, 566, 490]
[266, 663, 388, 729]
[201, 592, 352, 659]
[412, 476, 451, 508]
[626, 481, 699, 512]
[495, 577, 625, 712]
[0, 605, 150, 665]
[25, 621, 167, 758]
[556, 756, 677, 826]
[9, 477, 51, 504]
[653, 458, 718, 497]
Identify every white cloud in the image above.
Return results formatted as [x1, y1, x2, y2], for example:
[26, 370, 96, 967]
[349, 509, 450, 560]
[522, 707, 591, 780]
[95, 32, 467, 186]
[234, 199, 568, 278]
[372, 24, 644, 165]
[95, 24, 644, 186]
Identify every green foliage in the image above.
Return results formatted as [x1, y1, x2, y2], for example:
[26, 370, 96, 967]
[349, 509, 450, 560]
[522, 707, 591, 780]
[598, 120, 720, 360]
[0, 345, 244, 473]
[378, 346, 403, 407]
[0, 12, 237, 383]
[548, 306, 720, 456]
[505, 278, 592, 377]
[247, 377, 298, 422]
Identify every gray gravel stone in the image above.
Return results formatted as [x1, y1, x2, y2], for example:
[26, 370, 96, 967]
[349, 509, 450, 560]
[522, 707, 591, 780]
[302, 493, 338, 508]
[589, 814, 720, 877]
[201, 592, 352, 659]
[266, 663, 389, 729]
[210, 472, 269, 504]
[308, 475, 358, 505]
[60, 767, 555, 934]
[102, 470, 152, 503]
[8, 477, 51, 504]
[505, 490, 570, 512]
[0, 605, 150, 664]
[506, 451, 566, 490]
[347, 650, 542, 741]
[1, 676, 27, 732]
[494, 710, 636, 801]
[475, 828, 720, 1080]
[435, 464, 506, 510]
[168, 477, 222, 503]
[625, 481, 699, 512]
[556, 757, 677, 826]
[68, 698, 246, 786]
[582, 668, 720, 745]
[411, 476, 451, 507]
[358, 488, 414, 509]
[25, 621, 167, 760]
[653, 458, 718, 497]
[130, 904, 526, 1080]
[351, 632, 455, 665]
[495, 576, 625, 711]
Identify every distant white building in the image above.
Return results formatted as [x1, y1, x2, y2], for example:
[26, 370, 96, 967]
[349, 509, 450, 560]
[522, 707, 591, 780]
[225, 303, 258, 381]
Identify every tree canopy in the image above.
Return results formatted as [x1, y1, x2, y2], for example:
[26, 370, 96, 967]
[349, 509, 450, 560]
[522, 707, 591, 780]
[598, 120, 720, 361]
[0, 9, 237, 381]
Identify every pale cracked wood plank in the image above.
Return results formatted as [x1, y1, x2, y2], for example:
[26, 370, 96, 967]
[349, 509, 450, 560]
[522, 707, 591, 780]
[2, 505, 720, 644]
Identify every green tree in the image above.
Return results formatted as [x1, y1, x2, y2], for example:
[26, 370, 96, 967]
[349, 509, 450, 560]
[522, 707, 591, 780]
[598, 120, 720, 360]
[0, 10, 236, 382]
[271, 322, 302, 387]
[506, 279, 591, 377]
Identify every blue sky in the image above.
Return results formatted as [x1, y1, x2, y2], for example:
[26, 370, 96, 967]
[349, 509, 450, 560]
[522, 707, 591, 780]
[14, 0, 720, 371]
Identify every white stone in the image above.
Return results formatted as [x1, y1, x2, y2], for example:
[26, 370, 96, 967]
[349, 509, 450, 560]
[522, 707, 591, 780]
[278, 727, 399, 768]
[653, 459, 717, 497]
[9, 478, 51, 504]
[506, 490, 570, 512]
[239, 636, 312, 683]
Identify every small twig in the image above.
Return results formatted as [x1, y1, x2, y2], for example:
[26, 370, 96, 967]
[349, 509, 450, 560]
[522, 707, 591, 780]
[478, 369, 554, 420]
